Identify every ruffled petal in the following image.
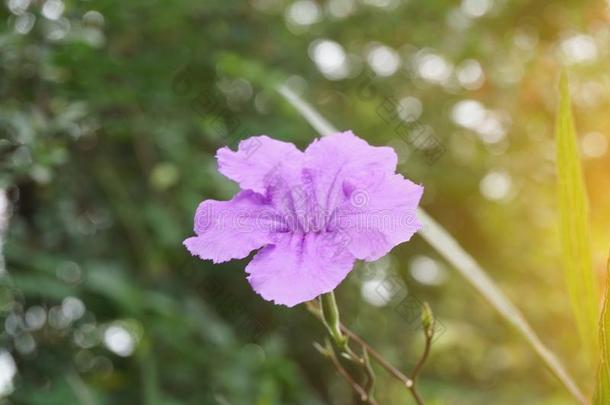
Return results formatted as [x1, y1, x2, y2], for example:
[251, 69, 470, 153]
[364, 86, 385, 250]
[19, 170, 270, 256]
[332, 174, 423, 261]
[303, 131, 398, 216]
[183, 191, 281, 263]
[216, 135, 304, 194]
[246, 232, 356, 307]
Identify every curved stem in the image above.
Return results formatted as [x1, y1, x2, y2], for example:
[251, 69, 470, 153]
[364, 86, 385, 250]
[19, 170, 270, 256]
[315, 339, 376, 404]
[408, 335, 432, 405]
[316, 293, 377, 403]
[410, 333, 432, 383]
[340, 326, 414, 389]
[343, 326, 424, 405]
[309, 297, 427, 404]
[320, 292, 348, 349]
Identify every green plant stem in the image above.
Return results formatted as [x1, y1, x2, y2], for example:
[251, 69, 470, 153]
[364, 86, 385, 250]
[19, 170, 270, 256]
[314, 340, 374, 404]
[320, 292, 348, 350]
[408, 330, 433, 405]
[318, 293, 376, 403]
[339, 326, 414, 389]
[410, 334, 432, 383]
[344, 326, 424, 405]
[362, 348, 376, 397]
[310, 296, 427, 404]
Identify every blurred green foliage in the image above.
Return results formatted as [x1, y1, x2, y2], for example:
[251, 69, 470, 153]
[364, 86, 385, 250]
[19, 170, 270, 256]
[1, 0, 610, 404]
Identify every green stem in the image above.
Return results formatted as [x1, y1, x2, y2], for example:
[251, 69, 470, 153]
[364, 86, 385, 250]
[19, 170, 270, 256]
[309, 300, 429, 404]
[314, 339, 372, 403]
[320, 292, 348, 350]
[317, 293, 375, 402]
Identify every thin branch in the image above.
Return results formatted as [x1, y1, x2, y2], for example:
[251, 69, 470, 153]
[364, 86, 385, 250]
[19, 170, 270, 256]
[361, 348, 376, 398]
[314, 294, 378, 403]
[410, 333, 432, 383]
[307, 300, 421, 402]
[314, 340, 375, 404]
[340, 326, 414, 389]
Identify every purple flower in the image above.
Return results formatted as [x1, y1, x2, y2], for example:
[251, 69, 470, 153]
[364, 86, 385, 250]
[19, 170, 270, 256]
[184, 131, 423, 307]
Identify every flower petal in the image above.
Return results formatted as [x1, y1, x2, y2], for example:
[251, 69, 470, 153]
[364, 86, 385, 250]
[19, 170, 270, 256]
[246, 232, 356, 307]
[216, 135, 304, 194]
[183, 191, 281, 263]
[333, 174, 424, 261]
[303, 131, 398, 216]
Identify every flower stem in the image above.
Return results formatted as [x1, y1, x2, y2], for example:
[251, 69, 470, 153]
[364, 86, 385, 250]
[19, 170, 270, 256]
[316, 293, 376, 403]
[320, 292, 348, 350]
[314, 339, 374, 404]
[407, 302, 436, 405]
[411, 312, 433, 382]
[308, 297, 433, 404]
[340, 326, 414, 389]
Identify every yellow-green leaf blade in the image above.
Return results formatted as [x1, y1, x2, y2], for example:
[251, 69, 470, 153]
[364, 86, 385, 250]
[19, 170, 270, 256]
[594, 255, 610, 404]
[556, 71, 599, 366]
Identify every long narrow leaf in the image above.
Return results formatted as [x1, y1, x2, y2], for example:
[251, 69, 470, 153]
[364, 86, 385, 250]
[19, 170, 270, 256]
[594, 254, 610, 404]
[276, 83, 586, 404]
[556, 71, 599, 365]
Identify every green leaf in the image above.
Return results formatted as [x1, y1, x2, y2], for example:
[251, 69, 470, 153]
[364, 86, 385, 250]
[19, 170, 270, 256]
[556, 71, 599, 365]
[277, 82, 587, 404]
[594, 255, 610, 404]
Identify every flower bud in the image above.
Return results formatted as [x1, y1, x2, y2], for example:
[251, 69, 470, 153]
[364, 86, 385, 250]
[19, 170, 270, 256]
[421, 302, 435, 339]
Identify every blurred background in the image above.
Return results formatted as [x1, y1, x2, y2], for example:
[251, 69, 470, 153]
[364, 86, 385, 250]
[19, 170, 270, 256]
[1, 0, 610, 403]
